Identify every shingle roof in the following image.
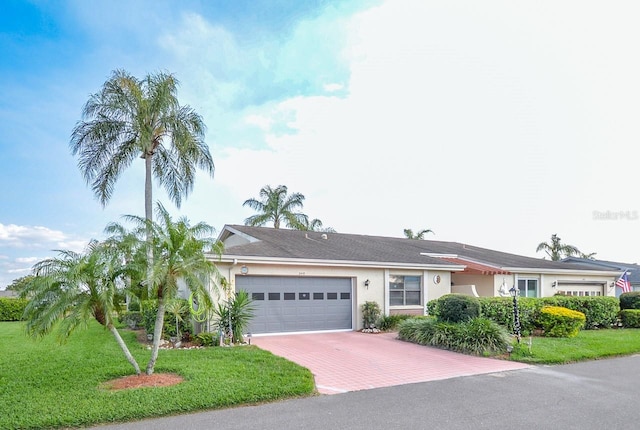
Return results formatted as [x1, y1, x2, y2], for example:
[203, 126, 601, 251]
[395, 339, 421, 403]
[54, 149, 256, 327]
[219, 225, 607, 272]
[562, 257, 640, 283]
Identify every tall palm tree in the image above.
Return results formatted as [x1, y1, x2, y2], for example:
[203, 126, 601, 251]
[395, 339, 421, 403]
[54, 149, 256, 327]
[536, 234, 580, 261]
[70, 70, 214, 225]
[22, 242, 141, 375]
[243, 185, 308, 229]
[403, 228, 434, 239]
[109, 203, 222, 375]
[70, 69, 214, 290]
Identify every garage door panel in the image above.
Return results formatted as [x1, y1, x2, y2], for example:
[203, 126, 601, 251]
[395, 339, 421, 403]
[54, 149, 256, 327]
[236, 276, 352, 334]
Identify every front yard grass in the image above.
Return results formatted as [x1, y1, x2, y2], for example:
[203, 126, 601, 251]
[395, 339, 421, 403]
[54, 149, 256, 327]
[509, 329, 640, 364]
[0, 321, 315, 430]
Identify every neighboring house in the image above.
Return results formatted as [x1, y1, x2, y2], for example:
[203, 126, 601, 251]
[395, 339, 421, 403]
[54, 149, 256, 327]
[561, 257, 639, 296]
[213, 225, 619, 335]
[0, 290, 18, 298]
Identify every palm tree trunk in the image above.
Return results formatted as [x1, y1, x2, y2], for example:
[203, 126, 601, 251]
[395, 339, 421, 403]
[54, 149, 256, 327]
[144, 153, 154, 288]
[143, 152, 158, 375]
[108, 324, 141, 375]
[146, 297, 165, 375]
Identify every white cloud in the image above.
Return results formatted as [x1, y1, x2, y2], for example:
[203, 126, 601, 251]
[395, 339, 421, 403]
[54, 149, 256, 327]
[15, 257, 40, 264]
[190, 0, 640, 263]
[0, 223, 67, 248]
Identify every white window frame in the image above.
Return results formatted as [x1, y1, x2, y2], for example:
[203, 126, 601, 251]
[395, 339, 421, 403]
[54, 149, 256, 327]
[389, 275, 422, 306]
[517, 278, 538, 297]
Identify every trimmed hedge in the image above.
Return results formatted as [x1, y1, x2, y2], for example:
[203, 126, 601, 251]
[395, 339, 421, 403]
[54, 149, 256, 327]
[473, 296, 619, 331]
[477, 297, 539, 333]
[620, 292, 640, 310]
[619, 309, 640, 328]
[539, 306, 586, 337]
[0, 297, 28, 321]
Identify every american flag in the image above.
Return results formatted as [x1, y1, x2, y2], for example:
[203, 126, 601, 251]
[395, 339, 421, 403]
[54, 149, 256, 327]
[616, 271, 632, 293]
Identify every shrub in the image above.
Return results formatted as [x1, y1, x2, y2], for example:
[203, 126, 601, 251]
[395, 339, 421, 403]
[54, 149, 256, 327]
[539, 306, 586, 338]
[619, 309, 640, 328]
[361, 301, 381, 329]
[127, 301, 141, 312]
[398, 316, 510, 355]
[0, 298, 28, 321]
[195, 332, 220, 347]
[119, 311, 142, 329]
[540, 296, 618, 329]
[436, 294, 480, 323]
[478, 297, 539, 333]
[426, 299, 438, 317]
[140, 299, 193, 340]
[620, 292, 640, 310]
[377, 314, 412, 331]
[477, 296, 619, 331]
[213, 290, 255, 344]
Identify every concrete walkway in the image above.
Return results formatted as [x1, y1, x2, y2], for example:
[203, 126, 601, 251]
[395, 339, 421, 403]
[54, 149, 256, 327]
[252, 331, 529, 394]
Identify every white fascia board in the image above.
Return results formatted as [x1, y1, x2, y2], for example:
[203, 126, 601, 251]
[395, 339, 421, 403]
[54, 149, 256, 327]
[503, 267, 621, 276]
[420, 253, 459, 258]
[216, 225, 260, 243]
[216, 255, 467, 271]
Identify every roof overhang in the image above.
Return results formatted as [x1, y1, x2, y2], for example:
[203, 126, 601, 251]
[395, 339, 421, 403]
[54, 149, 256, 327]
[439, 257, 510, 275]
[503, 267, 621, 276]
[214, 254, 467, 272]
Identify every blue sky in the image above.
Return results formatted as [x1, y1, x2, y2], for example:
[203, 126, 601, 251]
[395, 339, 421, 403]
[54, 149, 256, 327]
[1, 0, 639, 288]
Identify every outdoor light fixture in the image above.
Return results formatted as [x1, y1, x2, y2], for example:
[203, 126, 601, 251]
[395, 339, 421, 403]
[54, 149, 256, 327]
[364, 279, 370, 288]
[240, 265, 248, 275]
[509, 286, 522, 343]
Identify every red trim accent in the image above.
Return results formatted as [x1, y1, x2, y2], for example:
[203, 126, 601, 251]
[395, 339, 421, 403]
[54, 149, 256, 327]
[440, 257, 511, 275]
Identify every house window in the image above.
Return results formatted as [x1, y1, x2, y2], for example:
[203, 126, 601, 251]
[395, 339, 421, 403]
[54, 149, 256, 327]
[389, 275, 421, 306]
[517, 279, 538, 297]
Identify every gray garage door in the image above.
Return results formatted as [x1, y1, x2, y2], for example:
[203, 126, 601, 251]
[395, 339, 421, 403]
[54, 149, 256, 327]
[235, 276, 353, 334]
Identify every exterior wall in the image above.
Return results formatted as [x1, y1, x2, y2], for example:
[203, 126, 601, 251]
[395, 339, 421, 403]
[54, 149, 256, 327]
[451, 273, 615, 298]
[451, 273, 496, 297]
[495, 273, 615, 297]
[215, 262, 452, 330]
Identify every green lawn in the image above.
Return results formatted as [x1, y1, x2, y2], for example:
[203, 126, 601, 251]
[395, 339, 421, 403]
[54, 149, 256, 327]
[0, 321, 315, 430]
[509, 329, 640, 364]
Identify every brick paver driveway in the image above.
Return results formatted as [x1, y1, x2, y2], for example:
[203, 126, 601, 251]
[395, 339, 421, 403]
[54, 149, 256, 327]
[252, 331, 529, 395]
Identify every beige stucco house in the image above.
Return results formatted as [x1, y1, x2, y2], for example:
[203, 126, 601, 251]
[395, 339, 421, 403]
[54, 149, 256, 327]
[211, 225, 619, 335]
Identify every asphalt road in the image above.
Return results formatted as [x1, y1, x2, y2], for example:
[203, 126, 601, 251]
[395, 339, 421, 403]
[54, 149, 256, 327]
[92, 354, 640, 430]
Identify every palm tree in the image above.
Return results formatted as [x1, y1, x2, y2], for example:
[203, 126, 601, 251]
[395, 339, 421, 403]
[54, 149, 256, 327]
[70, 70, 214, 225]
[22, 241, 141, 375]
[403, 228, 434, 239]
[536, 234, 581, 261]
[243, 185, 308, 229]
[579, 251, 597, 260]
[295, 218, 336, 233]
[109, 203, 222, 375]
[70, 70, 214, 292]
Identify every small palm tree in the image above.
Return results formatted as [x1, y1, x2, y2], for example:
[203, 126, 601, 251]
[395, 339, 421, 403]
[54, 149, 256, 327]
[22, 241, 141, 375]
[108, 203, 222, 375]
[536, 234, 581, 261]
[403, 228, 434, 239]
[243, 185, 308, 229]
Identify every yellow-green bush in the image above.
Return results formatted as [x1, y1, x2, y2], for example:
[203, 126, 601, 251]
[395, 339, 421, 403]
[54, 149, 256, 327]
[539, 306, 585, 338]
